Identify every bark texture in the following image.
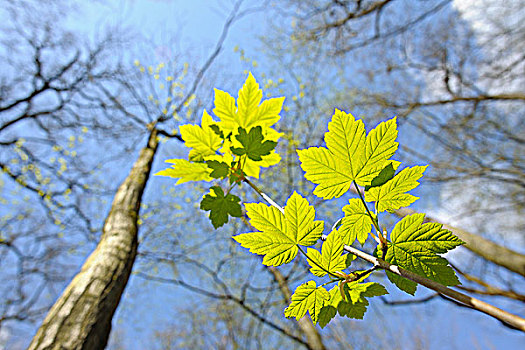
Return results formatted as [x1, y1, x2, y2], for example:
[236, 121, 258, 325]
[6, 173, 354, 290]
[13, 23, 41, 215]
[28, 129, 159, 350]
[268, 266, 326, 350]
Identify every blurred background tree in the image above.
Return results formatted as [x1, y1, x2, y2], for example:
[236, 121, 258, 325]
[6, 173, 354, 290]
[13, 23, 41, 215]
[0, 0, 523, 349]
[263, 0, 524, 288]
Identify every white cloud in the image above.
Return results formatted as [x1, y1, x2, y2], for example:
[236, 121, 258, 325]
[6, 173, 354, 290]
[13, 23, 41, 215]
[453, 0, 525, 93]
[0, 327, 10, 349]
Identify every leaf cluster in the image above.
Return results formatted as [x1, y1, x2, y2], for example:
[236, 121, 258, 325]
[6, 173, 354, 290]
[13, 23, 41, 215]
[156, 73, 284, 228]
[157, 73, 464, 327]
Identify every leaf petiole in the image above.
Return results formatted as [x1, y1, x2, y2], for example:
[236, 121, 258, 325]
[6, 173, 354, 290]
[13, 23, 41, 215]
[353, 180, 386, 246]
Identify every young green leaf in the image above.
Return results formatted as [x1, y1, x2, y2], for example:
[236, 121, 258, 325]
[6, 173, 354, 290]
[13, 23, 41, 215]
[179, 110, 222, 159]
[325, 109, 366, 179]
[211, 74, 284, 177]
[232, 227, 298, 266]
[231, 126, 277, 161]
[298, 111, 398, 199]
[317, 305, 337, 328]
[284, 191, 324, 246]
[253, 96, 285, 127]
[232, 192, 323, 266]
[386, 271, 418, 295]
[307, 230, 347, 277]
[284, 281, 329, 324]
[237, 72, 263, 127]
[155, 159, 213, 184]
[213, 73, 284, 133]
[213, 88, 238, 133]
[384, 213, 464, 295]
[338, 198, 373, 245]
[322, 280, 387, 323]
[326, 285, 367, 320]
[336, 299, 368, 320]
[364, 162, 396, 191]
[344, 281, 388, 304]
[200, 186, 242, 229]
[207, 160, 229, 179]
[365, 165, 427, 212]
[356, 117, 398, 185]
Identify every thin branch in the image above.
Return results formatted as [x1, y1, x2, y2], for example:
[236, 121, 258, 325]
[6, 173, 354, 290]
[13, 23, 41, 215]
[135, 272, 311, 349]
[243, 177, 285, 214]
[342, 244, 525, 332]
[380, 293, 439, 306]
[450, 263, 525, 302]
[159, 0, 245, 123]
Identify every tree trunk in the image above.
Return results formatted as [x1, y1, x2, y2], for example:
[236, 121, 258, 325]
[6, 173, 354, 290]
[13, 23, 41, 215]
[28, 128, 159, 350]
[267, 266, 327, 350]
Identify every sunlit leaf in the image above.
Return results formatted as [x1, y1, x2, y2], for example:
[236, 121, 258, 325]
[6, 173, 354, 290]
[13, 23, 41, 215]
[385, 213, 464, 294]
[365, 165, 427, 212]
[179, 110, 221, 158]
[155, 159, 212, 184]
[233, 192, 323, 266]
[338, 198, 373, 245]
[298, 111, 398, 199]
[284, 281, 329, 324]
[307, 230, 347, 277]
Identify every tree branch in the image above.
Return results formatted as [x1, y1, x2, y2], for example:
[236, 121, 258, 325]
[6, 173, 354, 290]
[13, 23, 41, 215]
[349, 184, 525, 277]
[135, 272, 311, 349]
[342, 244, 525, 332]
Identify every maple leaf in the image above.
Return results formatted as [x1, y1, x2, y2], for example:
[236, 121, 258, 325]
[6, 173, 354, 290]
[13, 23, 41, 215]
[318, 280, 387, 327]
[207, 160, 229, 179]
[179, 110, 222, 159]
[298, 110, 398, 199]
[155, 159, 213, 184]
[365, 165, 427, 212]
[384, 213, 464, 294]
[232, 192, 323, 266]
[231, 126, 277, 161]
[284, 281, 329, 324]
[307, 230, 347, 277]
[200, 186, 242, 229]
[212, 73, 284, 177]
[338, 198, 373, 245]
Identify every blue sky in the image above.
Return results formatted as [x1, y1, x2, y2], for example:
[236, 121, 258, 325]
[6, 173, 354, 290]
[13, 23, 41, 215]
[102, 3, 525, 348]
[1, 0, 523, 348]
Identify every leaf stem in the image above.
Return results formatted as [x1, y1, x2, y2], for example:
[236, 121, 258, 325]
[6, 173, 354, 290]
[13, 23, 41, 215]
[226, 181, 238, 196]
[320, 279, 342, 288]
[352, 181, 386, 246]
[342, 244, 525, 332]
[243, 177, 285, 215]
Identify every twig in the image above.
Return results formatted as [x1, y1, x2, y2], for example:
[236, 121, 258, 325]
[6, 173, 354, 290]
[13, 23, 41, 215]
[380, 293, 439, 306]
[136, 272, 311, 348]
[342, 244, 525, 332]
